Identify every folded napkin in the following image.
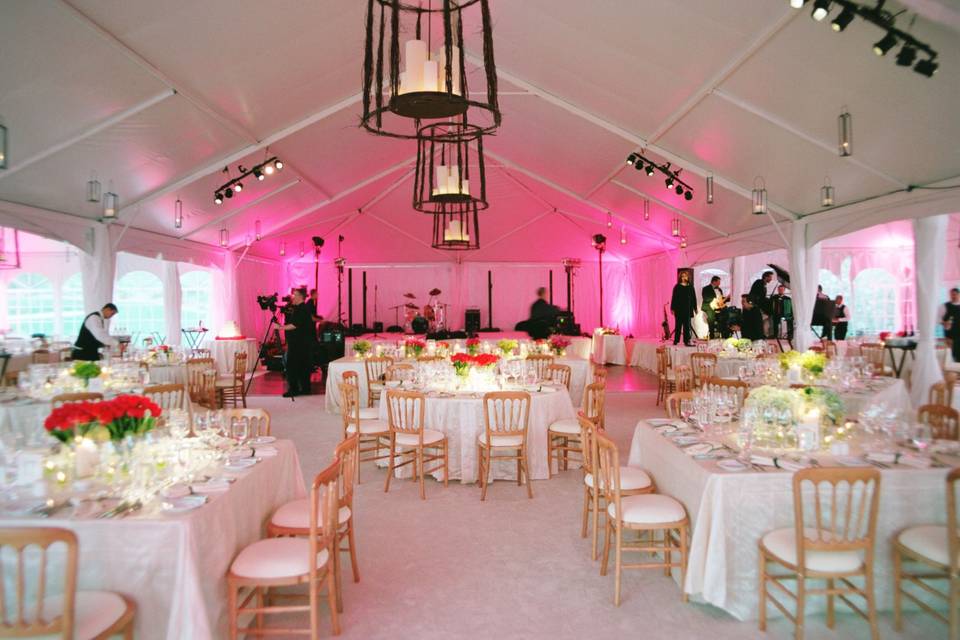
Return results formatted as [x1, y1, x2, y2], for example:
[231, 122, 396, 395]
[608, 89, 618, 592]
[750, 454, 807, 471]
[228, 448, 253, 460]
[865, 452, 897, 464]
[684, 443, 715, 457]
[253, 446, 278, 458]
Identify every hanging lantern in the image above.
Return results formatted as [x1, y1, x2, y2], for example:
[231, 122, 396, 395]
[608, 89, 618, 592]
[279, 241, 286, 257]
[643, 198, 650, 221]
[0, 228, 21, 269]
[432, 201, 480, 250]
[361, 0, 501, 140]
[299, 241, 305, 258]
[0, 122, 7, 170]
[619, 226, 627, 245]
[751, 177, 768, 215]
[820, 177, 835, 207]
[255, 220, 262, 241]
[220, 228, 229, 248]
[413, 121, 488, 212]
[680, 235, 688, 249]
[102, 188, 119, 219]
[174, 198, 183, 229]
[86, 173, 101, 203]
[838, 108, 853, 157]
[671, 217, 680, 237]
[706, 174, 714, 204]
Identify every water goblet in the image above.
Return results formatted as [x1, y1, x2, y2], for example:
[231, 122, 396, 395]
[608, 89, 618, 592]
[911, 423, 933, 454]
[680, 399, 693, 424]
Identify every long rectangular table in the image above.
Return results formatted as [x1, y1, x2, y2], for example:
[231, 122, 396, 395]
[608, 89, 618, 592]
[627, 420, 949, 620]
[1, 439, 305, 639]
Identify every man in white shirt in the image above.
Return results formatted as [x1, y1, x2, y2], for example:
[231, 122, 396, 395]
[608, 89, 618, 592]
[72, 303, 119, 361]
[833, 295, 851, 340]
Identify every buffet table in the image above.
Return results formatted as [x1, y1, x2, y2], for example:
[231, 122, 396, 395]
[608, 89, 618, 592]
[627, 420, 949, 620]
[591, 333, 626, 365]
[375, 385, 576, 482]
[0, 439, 305, 640]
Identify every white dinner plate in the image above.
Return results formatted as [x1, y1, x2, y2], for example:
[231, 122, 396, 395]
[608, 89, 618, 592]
[671, 435, 701, 446]
[160, 484, 191, 499]
[717, 459, 747, 472]
[250, 436, 276, 445]
[191, 478, 231, 493]
[228, 448, 254, 460]
[162, 495, 207, 513]
[224, 458, 257, 471]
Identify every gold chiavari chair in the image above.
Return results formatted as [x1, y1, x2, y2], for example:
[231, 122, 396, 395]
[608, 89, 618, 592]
[0, 527, 136, 639]
[339, 381, 390, 482]
[478, 391, 532, 500]
[758, 467, 881, 640]
[363, 356, 393, 407]
[894, 468, 960, 638]
[689, 352, 717, 389]
[597, 432, 687, 606]
[547, 381, 605, 477]
[216, 351, 248, 408]
[385, 363, 414, 381]
[526, 354, 555, 380]
[917, 404, 960, 440]
[666, 392, 694, 419]
[384, 390, 449, 500]
[930, 373, 957, 409]
[544, 363, 572, 390]
[822, 340, 838, 358]
[51, 392, 103, 408]
[593, 366, 608, 385]
[705, 377, 750, 404]
[579, 415, 654, 562]
[143, 383, 187, 413]
[860, 342, 891, 377]
[415, 355, 443, 363]
[190, 348, 212, 359]
[655, 347, 673, 405]
[228, 460, 340, 640]
[222, 408, 271, 438]
[675, 364, 693, 393]
[187, 356, 217, 406]
[31, 348, 53, 365]
[341, 369, 359, 388]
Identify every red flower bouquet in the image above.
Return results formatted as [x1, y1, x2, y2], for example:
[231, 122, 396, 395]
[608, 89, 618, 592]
[451, 353, 473, 377]
[405, 339, 427, 357]
[466, 337, 481, 355]
[472, 353, 500, 369]
[549, 335, 571, 355]
[44, 395, 162, 444]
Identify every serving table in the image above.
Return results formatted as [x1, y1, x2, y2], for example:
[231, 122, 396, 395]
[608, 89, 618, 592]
[591, 333, 626, 365]
[212, 338, 257, 375]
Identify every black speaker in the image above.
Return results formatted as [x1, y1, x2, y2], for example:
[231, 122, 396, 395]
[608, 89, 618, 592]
[411, 316, 429, 334]
[372, 321, 383, 333]
[465, 308, 481, 332]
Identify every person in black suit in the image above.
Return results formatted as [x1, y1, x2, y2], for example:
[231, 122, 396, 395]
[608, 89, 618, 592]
[522, 287, 559, 339]
[771, 284, 793, 340]
[943, 287, 960, 363]
[749, 270, 775, 337]
[700, 276, 726, 339]
[670, 271, 697, 346]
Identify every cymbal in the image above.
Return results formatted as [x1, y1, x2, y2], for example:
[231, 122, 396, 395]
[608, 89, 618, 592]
[404, 303, 419, 309]
[403, 293, 417, 299]
[428, 288, 442, 296]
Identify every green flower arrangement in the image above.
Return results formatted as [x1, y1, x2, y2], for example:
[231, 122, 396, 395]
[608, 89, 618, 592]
[798, 386, 845, 425]
[723, 337, 753, 353]
[71, 361, 102, 381]
[352, 340, 372, 356]
[497, 339, 518, 356]
[744, 385, 802, 417]
[779, 350, 827, 376]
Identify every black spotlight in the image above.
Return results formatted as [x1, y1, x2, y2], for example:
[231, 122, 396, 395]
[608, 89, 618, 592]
[830, 7, 854, 32]
[915, 57, 939, 77]
[645, 164, 655, 176]
[873, 32, 897, 56]
[674, 184, 683, 195]
[896, 45, 917, 66]
[811, 0, 831, 21]
[253, 168, 264, 181]
[684, 190, 693, 201]
[311, 235, 325, 248]
[665, 177, 675, 190]
[224, 187, 234, 199]
[274, 159, 284, 171]
[214, 193, 224, 205]
[234, 182, 243, 193]
[626, 153, 638, 166]
[592, 233, 607, 248]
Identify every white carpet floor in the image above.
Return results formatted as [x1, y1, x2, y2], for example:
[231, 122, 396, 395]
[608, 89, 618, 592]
[247, 370, 941, 639]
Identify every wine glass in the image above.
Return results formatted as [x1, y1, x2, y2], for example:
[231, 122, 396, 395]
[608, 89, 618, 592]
[911, 423, 933, 454]
[680, 399, 693, 424]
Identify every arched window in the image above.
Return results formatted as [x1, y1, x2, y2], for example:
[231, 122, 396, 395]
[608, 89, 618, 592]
[61, 272, 84, 337]
[851, 268, 898, 337]
[817, 269, 850, 301]
[115, 270, 165, 340]
[6, 273, 55, 337]
[699, 268, 730, 292]
[180, 269, 212, 331]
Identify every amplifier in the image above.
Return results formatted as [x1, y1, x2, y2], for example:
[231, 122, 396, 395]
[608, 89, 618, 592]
[465, 308, 481, 333]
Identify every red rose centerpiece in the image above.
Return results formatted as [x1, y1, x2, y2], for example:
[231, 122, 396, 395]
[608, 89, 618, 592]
[405, 338, 427, 358]
[466, 337, 481, 355]
[44, 395, 162, 444]
[451, 353, 473, 378]
[549, 335, 571, 356]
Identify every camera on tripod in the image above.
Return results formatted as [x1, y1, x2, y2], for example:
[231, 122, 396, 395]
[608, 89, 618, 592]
[257, 292, 292, 314]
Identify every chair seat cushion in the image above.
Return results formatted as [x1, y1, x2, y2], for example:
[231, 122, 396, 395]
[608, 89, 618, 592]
[548, 418, 581, 435]
[35, 591, 129, 640]
[215, 378, 241, 388]
[231, 537, 329, 580]
[478, 433, 524, 447]
[396, 429, 445, 446]
[369, 382, 385, 391]
[270, 498, 351, 530]
[607, 494, 685, 525]
[761, 528, 864, 573]
[898, 525, 949, 566]
[585, 467, 652, 491]
[346, 419, 389, 435]
[358, 407, 380, 420]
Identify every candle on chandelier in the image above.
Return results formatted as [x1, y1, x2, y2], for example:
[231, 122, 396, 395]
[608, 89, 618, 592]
[444, 219, 469, 242]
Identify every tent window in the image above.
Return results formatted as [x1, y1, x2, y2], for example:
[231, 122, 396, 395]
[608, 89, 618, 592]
[851, 268, 898, 336]
[115, 270, 166, 342]
[699, 269, 729, 291]
[61, 272, 84, 337]
[180, 270, 212, 331]
[6, 273, 55, 338]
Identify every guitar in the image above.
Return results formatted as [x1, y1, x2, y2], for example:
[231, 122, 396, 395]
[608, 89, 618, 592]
[710, 295, 731, 311]
[662, 304, 671, 341]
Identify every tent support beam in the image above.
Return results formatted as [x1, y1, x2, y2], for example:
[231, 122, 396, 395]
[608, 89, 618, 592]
[479, 208, 554, 252]
[610, 180, 729, 238]
[764, 209, 790, 249]
[0, 89, 175, 182]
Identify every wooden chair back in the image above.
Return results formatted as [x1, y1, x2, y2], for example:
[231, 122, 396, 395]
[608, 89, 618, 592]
[929, 372, 957, 408]
[525, 354, 555, 380]
[385, 364, 414, 381]
[860, 343, 886, 371]
[655, 347, 669, 380]
[482, 391, 531, 440]
[51, 392, 103, 408]
[221, 408, 271, 438]
[31, 349, 53, 365]
[792, 468, 880, 567]
[577, 414, 598, 478]
[675, 364, 693, 392]
[364, 356, 393, 387]
[232, 351, 248, 380]
[593, 367, 608, 385]
[338, 382, 362, 435]
[341, 370, 359, 387]
[190, 348, 212, 359]
[583, 382, 606, 429]
[335, 435, 359, 511]
[385, 390, 427, 440]
[545, 364, 572, 390]
[666, 391, 694, 419]
[917, 404, 960, 440]
[187, 359, 217, 408]
[416, 355, 443, 363]
[947, 468, 960, 573]
[689, 352, 717, 388]
[705, 377, 750, 403]
[309, 461, 340, 580]
[0, 527, 78, 636]
[143, 383, 187, 412]
[822, 340, 838, 358]
[594, 432, 623, 518]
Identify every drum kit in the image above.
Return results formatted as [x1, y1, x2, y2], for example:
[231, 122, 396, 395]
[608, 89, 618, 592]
[388, 288, 449, 334]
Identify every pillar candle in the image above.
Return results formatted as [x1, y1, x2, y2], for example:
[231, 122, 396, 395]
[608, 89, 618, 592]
[75, 438, 100, 478]
[405, 39, 427, 89]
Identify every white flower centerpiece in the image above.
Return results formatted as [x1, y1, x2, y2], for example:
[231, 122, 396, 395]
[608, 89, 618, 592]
[742, 385, 848, 452]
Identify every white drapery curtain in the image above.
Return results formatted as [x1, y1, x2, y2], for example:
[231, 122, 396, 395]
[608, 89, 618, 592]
[80, 224, 115, 312]
[162, 261, 182, 346]
[218, 252, 240, 332]
[910, 214, 948, 406]
[789, 221, 822, 351]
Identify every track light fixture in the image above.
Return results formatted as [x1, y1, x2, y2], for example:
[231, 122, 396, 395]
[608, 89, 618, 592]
[625, 152, 695, 201]
[680, 235, 688, 249]
[791, 0, 940, 77]
[212, 156, 283, 204]
[671, 218, 680, 237]
[86, 172, 101, 203]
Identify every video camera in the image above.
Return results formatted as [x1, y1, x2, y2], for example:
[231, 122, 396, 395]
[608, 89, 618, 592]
[256, 292, 293, 314]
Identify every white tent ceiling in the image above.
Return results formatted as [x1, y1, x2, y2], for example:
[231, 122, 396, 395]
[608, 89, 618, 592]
[1, 0, 958, 263]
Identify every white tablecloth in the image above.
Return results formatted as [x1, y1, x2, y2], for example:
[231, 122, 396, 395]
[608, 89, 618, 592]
[626, 339, 683, 371]
[627, 421, 948, 620]
[0, 440, 305, 639]
[144, 363, 187, 386]
[592, 334, 626, 365]
[344, 333, 593, 361]
[376, 388, 576, 482]
[212, 338, 257, 375]
[324, 356, 591, 413]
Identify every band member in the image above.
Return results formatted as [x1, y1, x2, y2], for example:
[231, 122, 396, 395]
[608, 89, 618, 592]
[72, 303, 119, 361]
[749, 270, 775, 337]
[701, 276, 727, 339]
[833, 295, 850, 340]
[943, 287, 960, 363]
[273, 288, 314, 398]
[812, 285, 834, 340]
[670, 271, 697, 346]
[770, 285, 793, 340]
[740, 294, 764, 341]
[524, 287, 559, 339]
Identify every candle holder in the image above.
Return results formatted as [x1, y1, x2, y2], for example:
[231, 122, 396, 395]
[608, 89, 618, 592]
[431, 201, 480, 250]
